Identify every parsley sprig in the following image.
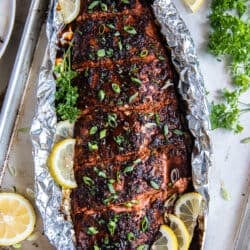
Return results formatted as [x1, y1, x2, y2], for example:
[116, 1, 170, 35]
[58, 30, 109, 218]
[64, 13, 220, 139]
[209, 0, 250, 132]
[54, 46, 80, 122]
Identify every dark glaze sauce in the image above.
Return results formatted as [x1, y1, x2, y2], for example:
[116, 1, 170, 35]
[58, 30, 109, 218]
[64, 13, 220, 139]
[56, 0, 196, 249]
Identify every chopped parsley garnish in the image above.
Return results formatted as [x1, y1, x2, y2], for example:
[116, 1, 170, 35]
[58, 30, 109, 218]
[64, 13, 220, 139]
[107, 182, 116, 194]
[54, 47, 79, 122]
[209, 0, 250, 133]
[114, 135, 125, 145]
[123, 165, 134, 173]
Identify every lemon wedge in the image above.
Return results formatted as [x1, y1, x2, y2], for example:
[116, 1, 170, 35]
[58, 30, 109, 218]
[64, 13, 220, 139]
[166, 214, 191, 250]
[47, 138, 77, 189]
[0, 193, 36, 246]
[57, 0, 81, 24]
[174, 192, 203, 238]
[183, 0, 204, 13]
[54, 120, 74, 143]
[151, 225, 178, 250]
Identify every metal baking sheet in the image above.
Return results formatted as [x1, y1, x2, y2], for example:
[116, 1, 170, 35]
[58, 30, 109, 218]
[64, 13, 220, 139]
[0, 0, 50, 180]
[0, 0, 54, 249]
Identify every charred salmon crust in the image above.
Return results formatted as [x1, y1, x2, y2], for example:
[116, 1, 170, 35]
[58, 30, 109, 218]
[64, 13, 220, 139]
[57, 0, 193, 249]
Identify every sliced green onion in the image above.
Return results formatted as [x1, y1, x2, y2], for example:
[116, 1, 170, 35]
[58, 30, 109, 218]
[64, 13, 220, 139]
[127, 232, 136, 241]
[106, 48, 114, 57]
[89, 126, 98, 135]
[114, 31, 120, 36]
[97, 49, 106, 57]
[99, 129, 107, 139]
[126, 44, 131, 50]
[83, 176, 94, 186]
[121, 0, 130, 3]
[88, 142, 98, 151]
[163, 124, 169, 137]
[133, 158, 142, 165]
[87, 226, 99, 235]
[100, 3, 108, 11]
[94, 245, 100, 250]
[158, 55, 165, 61]
[88, 1, 100, 10]
[98, 24, 106, 34]
[107, 23, 115, 29]
[141, 216, 149, 232]
[140, 49, 148, 58]
[108, 183, 116, 194]
[124, 25, 137, 35]
[136, 245, 148, 250]
[94, 167, 107, 178]
[240, 137, 250, 144]
[173, 129, 184, 135]
[155, 113, 160, 125]
[103, 194, 118, 205]
[123, 165, 134, 173]
[107, 219, 117, 236]
[98, 89, 105, 101]
[118, 40, 123, 50]
[107, 113, 118, 127]
[131, 77, 142, 85]
[150, 180, 160, 190]
[112, 83, 121, 94]
[129, 92, 138, 103]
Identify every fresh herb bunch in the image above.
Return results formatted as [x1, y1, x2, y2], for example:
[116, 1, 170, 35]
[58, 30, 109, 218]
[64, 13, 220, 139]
[54, 46, 80, 122]
[209, 0, 250, 132]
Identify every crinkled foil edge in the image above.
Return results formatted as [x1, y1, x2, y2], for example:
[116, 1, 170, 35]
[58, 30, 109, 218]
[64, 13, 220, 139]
[30, 0, 212, 249]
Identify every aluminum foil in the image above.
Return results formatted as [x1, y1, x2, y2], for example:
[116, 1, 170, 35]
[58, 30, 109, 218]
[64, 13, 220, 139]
[30, 0, 212, 249]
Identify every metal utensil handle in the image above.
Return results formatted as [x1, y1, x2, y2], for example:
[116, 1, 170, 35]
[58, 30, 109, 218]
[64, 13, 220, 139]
[235, 192, 250, 250]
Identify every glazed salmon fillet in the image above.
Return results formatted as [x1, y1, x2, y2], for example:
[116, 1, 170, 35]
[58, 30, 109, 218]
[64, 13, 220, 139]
[64, 0, 193, 249]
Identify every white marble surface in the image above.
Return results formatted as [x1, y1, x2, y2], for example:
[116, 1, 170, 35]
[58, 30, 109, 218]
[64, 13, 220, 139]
[175, 1, 250, 249]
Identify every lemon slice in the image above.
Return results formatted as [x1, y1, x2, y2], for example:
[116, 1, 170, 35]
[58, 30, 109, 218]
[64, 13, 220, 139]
[0, 193, 36, 246]
[151, 225, 178, 250]
[174, 192, 203, 238]
[47, 138, 77, 189]
[165, 214, 191, 250]
[57, 0, 81, 24]
[54, 120, 74, 143]
[183, 0, 204, 13]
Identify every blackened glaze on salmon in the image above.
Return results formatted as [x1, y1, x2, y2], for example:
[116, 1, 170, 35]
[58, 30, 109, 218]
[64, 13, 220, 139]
[61, 0, 193, 249]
